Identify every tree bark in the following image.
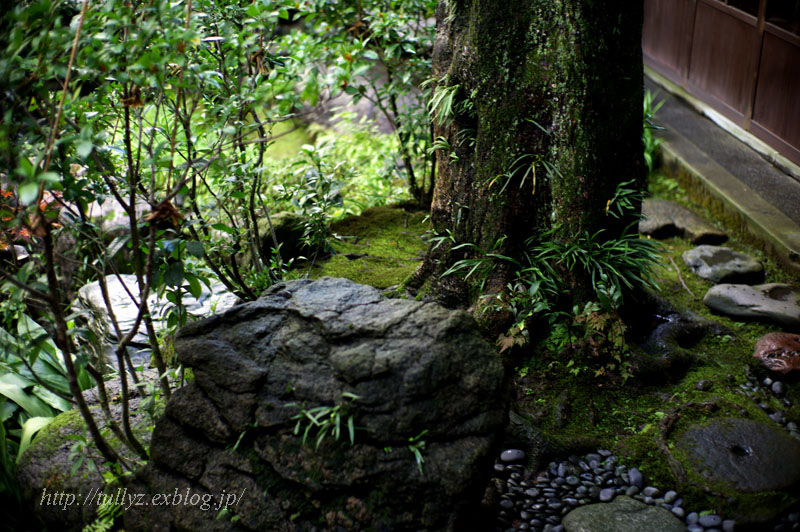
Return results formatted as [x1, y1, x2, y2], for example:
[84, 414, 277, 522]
[417, 0, 645, 311]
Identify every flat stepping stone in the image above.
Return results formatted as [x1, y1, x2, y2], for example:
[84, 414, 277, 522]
[682, 245, 764, 284]
[639, 198, 727, 244]
[562, 495, 685, 532]
[703, 283, 800, 329]
[754, 332, 800, 374]
[676, 417, 800, 492]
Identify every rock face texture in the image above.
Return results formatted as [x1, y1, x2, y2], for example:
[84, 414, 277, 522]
[682, 245, 764, 284]
[754, 332, 800, 374]
[638, 199, 727, 244]
[124, 277, 507, 531]
[562, 496, 686, 532]
[703, 283, 800, 329]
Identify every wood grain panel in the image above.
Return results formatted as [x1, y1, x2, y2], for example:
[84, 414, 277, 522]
[688, 1, 760, 115]
[643, 0, 696, 80]
[753, 31, 800, 148]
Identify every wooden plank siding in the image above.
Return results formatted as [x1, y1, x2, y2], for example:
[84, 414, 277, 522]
[643, 0, 800, 166]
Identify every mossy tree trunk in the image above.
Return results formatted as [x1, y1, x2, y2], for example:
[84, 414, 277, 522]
[417, 0, 645, 312]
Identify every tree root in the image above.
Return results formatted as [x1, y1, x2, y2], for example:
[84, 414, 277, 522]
[657, 400, 719, 488]
[668, 255, 697, 300]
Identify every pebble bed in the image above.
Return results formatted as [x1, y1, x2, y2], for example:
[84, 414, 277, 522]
[739, 374, 799, 441]
[493, 377, 800, 532]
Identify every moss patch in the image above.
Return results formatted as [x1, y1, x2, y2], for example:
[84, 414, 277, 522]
[510, 174, 800, 522]
[305, 206, 429, 289]
[264, 119, 314, 160]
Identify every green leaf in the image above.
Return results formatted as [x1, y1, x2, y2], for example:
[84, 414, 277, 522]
[18, 183, 39, 206]
[186, 274, 203, 299]
[76, 141, 93, 160]
[211, 223, 236, 235]
[17, 416, 53, 462]
[32, 385, 71, 413]
[347, 415, 355, 445]
[164, 262, 185, 287]
[0, 399, 18, 424]
[0, 374, 52, 418]
[186, 240, 204, 258]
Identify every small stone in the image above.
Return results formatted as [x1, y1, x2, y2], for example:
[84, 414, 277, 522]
[524, 488, 539, 498]
[687, 512, 699, 524]
[663, 490, 678, 504]
[788, 512, 800, 522]
[671, 506, 685, 518]
[642, 486, 661, 497]
[625, 486, 640, 496]
[769, 412, 785, 424]
[772, 381, 786, 395]
[566, 475, 580, 486]
[598, 449, 612, 457]
[500, 449, 526, 463]
[499, 498, 514, 509]
[493, 463, 506, 474]
[722, 519, 736, 532]
[699, 514, 723, 527]
[764, 377, 775, 386]
[687, 527, 704, 532]
[599, 487, 616, 502]
[627, 467, 644, 488]
[696, 379, 713, 391]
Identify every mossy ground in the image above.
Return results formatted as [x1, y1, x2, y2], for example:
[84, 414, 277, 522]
[510, 171, 800, 522]
[304, 206, 429, 289]
[301, 177, 800, 522]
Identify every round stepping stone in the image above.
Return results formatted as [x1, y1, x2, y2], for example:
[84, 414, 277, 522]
[676, 417, 800, 492]
[682, 245, 764, 284]
[562, 496, 685, 532]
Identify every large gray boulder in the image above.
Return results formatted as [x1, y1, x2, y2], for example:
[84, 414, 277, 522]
[124, 277, 507, 531]
[703, 283, 800, 329]
[562, 496, 685, 532]
[682, 245, 764, 284]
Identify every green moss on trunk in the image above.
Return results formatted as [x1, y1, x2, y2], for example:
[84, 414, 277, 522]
[424, 0, 645, 308]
